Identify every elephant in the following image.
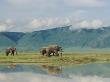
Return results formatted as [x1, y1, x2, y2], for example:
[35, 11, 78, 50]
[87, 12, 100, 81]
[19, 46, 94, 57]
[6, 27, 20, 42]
[40, 45, 63, 57]
[40, 47, 47, 56]
[5, 47, 17, 56]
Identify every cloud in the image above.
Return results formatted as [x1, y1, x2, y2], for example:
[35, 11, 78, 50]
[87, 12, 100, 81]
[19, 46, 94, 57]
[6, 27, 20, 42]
[0, 19, 15, 32]
[0, 18, 105, 32]
[91, 20, 103, 28]
[0, 18, 70, 32]
[29, 18, 104, 31]
[73, 20, 104, 29]
[29, 17, 71, 30]
[64, 0, 106, 7]
[0, 24, 7, 32]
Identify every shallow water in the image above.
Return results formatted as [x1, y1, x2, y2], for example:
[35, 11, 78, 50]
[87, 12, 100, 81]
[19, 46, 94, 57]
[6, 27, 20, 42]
[0, 63, 110, 82]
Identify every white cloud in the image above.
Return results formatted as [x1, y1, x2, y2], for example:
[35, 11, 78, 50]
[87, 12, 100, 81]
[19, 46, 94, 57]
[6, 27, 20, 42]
[0, 18, 71, 32]
[6, 19, 13, 24]
[0, 18, 105, 32]
[78, 21, 90, 28]
[30, 17, 71, 30]
[91, 20, 103, 28]
[0, 19, 15, 32]
[76, 20, 103, 29]
[0, 24, 7, 32]
[64, 0, 106, 7]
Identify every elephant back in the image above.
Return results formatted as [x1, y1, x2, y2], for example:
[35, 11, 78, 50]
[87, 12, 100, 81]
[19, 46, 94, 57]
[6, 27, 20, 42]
[11, 47, 16, 51]
[6, 48, 10, 53]
[48, 45, 58, 49]
[48, 45, 61, 51]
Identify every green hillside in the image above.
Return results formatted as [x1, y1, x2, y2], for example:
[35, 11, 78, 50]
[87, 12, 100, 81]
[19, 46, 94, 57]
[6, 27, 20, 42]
[0, 35, 15, 47]
[1, 26, 110, 51]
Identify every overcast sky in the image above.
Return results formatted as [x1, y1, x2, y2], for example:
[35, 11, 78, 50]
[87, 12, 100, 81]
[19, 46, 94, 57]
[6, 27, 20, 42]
[0, 0, 110, 32]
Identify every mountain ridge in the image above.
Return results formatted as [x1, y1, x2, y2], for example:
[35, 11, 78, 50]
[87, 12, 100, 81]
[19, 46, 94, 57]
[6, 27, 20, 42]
[1, 25, 110, 51]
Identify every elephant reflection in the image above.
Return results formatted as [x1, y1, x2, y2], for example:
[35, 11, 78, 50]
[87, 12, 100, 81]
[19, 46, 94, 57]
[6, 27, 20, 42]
[7, 63, 16, 69]
[41, 65, 62, 75]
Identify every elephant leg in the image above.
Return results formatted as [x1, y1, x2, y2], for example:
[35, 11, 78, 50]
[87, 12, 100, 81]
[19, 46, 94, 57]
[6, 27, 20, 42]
[56, 52, 59, 56]
[41, 49, 46, 56]
[46, 52, 48, 56]
[15, 51, 18, 55]
[46, 52, 51, 57]
[43, 51, 47, 56]
[10, 52, 13, 56]
[43, 53, 46, 56]
[42, 53, 44, 56]
[11, 52, 12, 56]
[46, 53, 49, 57]
[53, 52, 55, 56]
[11, 51, 14, 56]
[48, 53, 51, 57]
[60, 52, 62, 57]
[6, 52, 9, 56]
[56, 53, 59, 56]
[54, 51, 59, 56]
[13, 52, 15, 56]
[41, 52, 44, 56]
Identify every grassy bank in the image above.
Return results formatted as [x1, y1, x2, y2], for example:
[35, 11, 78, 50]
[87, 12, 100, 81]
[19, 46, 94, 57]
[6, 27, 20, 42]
[0, 52, 110, 66]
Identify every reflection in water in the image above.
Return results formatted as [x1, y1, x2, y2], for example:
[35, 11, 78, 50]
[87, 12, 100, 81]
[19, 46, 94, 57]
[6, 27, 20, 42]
[41, 65, 62, 75]
[7, 64, 16, 69]
[0, 63, 110, 82]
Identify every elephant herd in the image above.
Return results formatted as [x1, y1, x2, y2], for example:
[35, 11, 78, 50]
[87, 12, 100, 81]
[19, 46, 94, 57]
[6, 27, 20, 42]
[5, 45, 63, 57]
[40, 45, 63, 57]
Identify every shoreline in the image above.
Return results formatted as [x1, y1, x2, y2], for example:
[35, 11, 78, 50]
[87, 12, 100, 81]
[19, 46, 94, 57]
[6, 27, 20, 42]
[0, 52, 110, 66]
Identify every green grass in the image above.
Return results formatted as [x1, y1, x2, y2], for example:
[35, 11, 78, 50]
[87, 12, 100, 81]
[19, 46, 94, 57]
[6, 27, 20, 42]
[0, 52, 110, 66]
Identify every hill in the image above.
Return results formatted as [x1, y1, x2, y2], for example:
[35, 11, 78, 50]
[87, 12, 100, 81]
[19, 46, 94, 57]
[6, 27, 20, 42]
[1, 26, 110, 51]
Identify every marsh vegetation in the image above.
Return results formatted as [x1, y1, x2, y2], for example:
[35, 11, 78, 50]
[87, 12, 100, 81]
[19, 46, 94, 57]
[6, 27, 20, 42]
[0, 52, 110, 66]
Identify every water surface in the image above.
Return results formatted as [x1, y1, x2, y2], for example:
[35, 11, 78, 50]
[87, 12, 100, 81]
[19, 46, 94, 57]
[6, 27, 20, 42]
[0, 63, 110, 82]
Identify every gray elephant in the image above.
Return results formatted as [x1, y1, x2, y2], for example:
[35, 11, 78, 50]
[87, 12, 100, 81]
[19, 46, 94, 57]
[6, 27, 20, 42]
[40, 45, 62, 57]
[6, 47, 17, 56]
[40, 47, 47, 56]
